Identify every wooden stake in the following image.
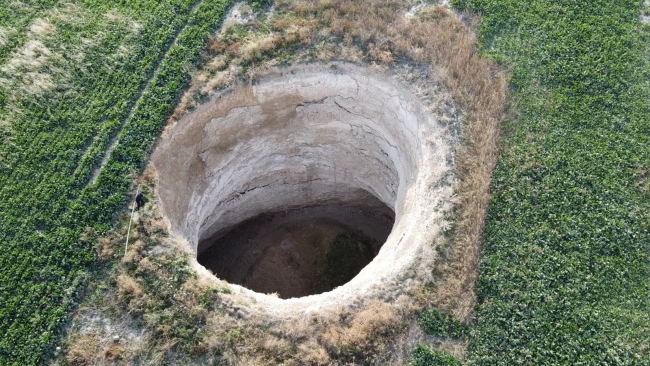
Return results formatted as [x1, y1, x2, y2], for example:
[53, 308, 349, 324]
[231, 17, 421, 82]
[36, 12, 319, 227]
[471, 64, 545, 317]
[124, 185, 141, 256]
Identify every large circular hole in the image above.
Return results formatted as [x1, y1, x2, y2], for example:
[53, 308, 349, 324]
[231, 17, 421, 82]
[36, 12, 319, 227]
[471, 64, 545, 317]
[152, 63, 451, 304]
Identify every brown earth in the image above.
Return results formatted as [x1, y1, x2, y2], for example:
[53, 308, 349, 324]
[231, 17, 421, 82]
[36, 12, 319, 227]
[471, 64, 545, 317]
[198, 204, 394, 298]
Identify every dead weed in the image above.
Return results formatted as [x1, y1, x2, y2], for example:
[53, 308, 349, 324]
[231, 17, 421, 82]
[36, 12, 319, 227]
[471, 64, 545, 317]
[66, 334, 100, 366]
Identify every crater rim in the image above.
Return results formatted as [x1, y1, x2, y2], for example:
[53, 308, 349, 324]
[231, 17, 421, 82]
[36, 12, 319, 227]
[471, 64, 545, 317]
[152, 62, 455, 311]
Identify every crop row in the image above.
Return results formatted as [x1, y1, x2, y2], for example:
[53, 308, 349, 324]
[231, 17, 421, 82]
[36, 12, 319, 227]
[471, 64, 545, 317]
[451, 0, 650, 364]
[0, 0, 230, 364]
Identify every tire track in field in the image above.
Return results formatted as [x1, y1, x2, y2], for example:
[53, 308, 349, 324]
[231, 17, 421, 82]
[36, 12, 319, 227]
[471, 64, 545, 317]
[87, 0, 205, 186]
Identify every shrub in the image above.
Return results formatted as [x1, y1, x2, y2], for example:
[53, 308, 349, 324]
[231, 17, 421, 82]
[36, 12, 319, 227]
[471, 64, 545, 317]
[410, 345, 462, 366]
[419, 308, 469, 339]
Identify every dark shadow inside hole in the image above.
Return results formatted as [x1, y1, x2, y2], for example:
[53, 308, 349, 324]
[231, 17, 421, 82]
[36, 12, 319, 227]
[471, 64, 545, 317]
[197, 203, 395, 299]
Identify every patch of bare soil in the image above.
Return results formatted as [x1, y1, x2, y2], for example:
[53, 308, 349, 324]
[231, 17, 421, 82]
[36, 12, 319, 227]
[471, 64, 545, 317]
[198, 204, 394, 298]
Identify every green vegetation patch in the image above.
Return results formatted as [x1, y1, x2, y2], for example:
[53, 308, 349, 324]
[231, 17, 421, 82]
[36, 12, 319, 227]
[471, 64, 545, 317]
[410, 345, 462, 366]
[451, 0, 650, 364]
[323, 232, 376, 288]
[0, 0, 231, 364]
[419, 308, 469, 339]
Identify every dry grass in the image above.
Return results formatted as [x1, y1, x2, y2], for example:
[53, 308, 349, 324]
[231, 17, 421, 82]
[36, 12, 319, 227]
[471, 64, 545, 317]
[103, 342, 125, 361]
[199, 298, 414, 365]
[78, 226, 96, 243]
[233, 79, 254, 101]
[95, 234, 121, 260]
[322, 301, 400, 354]
[295, 340, 331, 364]
[241, 33, 284, 61]
[403, 7, 508, 320]
[122, 239, 145, 264]
[0, 26, 9, 47]
[141, 164, 157, 183]
[116, 274, 143, 299]
[1, 16, 71, 96]
[66, 334, 100, 366]
[29, 18, 56, 36]
[1, 39, 55, 96]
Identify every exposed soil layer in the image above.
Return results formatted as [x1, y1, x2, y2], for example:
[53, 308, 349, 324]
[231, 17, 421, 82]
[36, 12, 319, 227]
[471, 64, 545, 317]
[153, 63, 456, 311]
[198, 203, 394, 298]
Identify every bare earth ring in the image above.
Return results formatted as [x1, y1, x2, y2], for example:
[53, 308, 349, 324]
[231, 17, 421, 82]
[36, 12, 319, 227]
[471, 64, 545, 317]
[152, 63, 455, 315]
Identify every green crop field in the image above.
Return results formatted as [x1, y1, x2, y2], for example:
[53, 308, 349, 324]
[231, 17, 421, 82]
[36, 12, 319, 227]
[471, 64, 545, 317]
[3, 0, 649, 364]
[451, 0, 650, 364]
[0, 0, 230, 364]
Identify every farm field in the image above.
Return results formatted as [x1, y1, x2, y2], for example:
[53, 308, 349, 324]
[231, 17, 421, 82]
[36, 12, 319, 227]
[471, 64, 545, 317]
[457, 0, 650, 364]
[0, 0, 229, 364]
[2, 0, 649, 364]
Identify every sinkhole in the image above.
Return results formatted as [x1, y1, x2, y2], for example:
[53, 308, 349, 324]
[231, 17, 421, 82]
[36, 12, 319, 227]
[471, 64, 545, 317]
[152, 63, 454, 302]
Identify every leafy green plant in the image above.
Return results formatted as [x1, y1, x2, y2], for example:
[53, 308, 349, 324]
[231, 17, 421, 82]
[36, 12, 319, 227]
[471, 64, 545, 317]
[454, 0, 650, 364]
[419, 308, 469, 339]
[323, 232, 375, 287]
[410, 345, 462, 366]
[249, 0, 273, 9]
